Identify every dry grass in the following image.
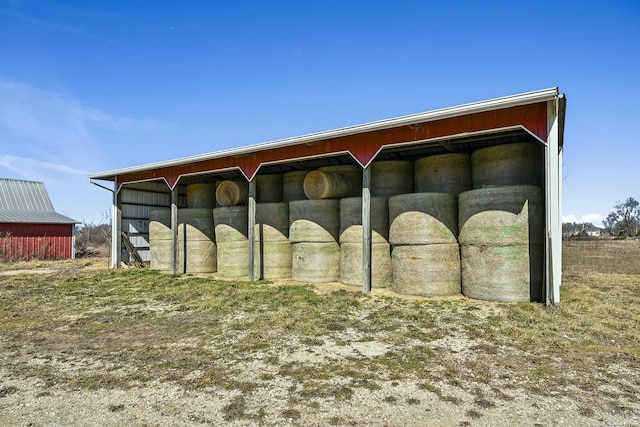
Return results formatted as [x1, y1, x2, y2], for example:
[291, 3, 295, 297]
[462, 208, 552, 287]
[1, 242, 639, 424]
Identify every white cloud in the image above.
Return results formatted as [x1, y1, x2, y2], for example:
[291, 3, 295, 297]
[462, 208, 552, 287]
[0, 155, 88, 180]
[581, 213, 604, 226]
[0, 79, 160, 222]
[563, 213, 605, 227]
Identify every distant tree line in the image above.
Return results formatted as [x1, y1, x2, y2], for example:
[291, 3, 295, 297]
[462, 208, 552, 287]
[75, 210, 112, 257]
[563, 197, 640, 239]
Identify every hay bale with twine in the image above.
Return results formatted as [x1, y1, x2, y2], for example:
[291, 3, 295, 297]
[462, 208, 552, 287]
[471, 142, 544, 188]
[304, 165, 362, 199]
[370, 160, 414, 197]
[255, 202, 289, 241]
[340, 242, 391, 288]
[183, 239, 217, 273]
[461, 243, 543, 302]
[388, 193, 458, 245]
[339, 197, 389, 243]
[187, 183, 217, 208]
[180, 208, 216, 273]
[254, 240, 292, 279]
[214, 206, 248, 242]
[292, 242, 340, 283]
[415, 153, 471, 195]
[255, 174, 283, 203]
[216, 180, 249, 207]
[149, 209, 173, 240]
[149, 209, 180, 271]
[216, 241, 249, 278]
[150, 238, 182, 271]
[181, 208, 215, 241]
[289, 199, 340, 243]
[458, 185, 543, 245]
[283, 171, 308, 201]
[391, 243, 461, 296]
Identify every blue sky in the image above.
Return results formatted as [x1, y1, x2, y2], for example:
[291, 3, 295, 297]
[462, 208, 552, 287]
[1, 1, 639, 225]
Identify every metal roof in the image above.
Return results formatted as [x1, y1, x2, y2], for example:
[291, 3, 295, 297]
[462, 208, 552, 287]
[0, 178, 78, 224]
[89, 87, 561, 182]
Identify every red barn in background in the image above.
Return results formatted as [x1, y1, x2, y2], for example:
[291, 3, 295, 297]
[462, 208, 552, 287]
[0, 178, 79, 261]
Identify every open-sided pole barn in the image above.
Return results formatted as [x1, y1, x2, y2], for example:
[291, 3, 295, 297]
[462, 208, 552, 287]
[89, 88, 565, 303]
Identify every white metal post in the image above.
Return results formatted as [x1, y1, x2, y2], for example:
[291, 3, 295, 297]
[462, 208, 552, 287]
[546, 100, 562, 303]
[111, 184, 122, 269]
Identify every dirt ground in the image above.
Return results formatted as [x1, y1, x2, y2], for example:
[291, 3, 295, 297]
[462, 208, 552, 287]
[1, 254, 639, 426]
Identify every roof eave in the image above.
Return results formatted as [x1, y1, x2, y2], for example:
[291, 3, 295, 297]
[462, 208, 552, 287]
[88, 87, 560, 181]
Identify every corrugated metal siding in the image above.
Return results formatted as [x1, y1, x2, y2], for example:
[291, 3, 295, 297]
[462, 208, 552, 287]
[0, 223, 74, 260]
[119, 183, 184, 263]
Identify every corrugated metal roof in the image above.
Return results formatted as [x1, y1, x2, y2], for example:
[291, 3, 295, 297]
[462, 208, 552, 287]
[0, 178, 79, 224]
[0, 210, 79, 224]
[0, 178, 54, 211]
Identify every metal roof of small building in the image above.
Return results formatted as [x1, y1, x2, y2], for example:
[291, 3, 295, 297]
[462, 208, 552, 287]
[0, 178, 79, 224]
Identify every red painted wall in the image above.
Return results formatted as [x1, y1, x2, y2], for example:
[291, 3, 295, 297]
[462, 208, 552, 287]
[115, 101, 549, 187]
[0, 223, 74, 260]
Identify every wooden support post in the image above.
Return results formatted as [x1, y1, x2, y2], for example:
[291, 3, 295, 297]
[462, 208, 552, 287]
[171, 186, 178, 275]
[362, 166, 372, 294]
[248, 179, 256, 281]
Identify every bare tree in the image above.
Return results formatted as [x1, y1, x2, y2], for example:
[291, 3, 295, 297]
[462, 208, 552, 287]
[606, 197, 640, 236]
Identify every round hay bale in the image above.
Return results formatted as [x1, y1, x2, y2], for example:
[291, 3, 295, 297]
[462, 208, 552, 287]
[255, 174, 283, 203]
[415, 153, 471, 195]
[388, 193, 458, 245]
[340, 242, 391, 288]
[183, 239, 217, 273]
[303, 170, 357, 199]
[318, 164, 362, 183]
[291, 242, 340, 283]
[458, 185, 543, 245]
[254, 241, 292, 279]
[216, 180, 249, 207]
[370, 160, 414, 197]
[283, 170, 308, 201]
[186, 183, 217, 208]
[216, 240, 249, 278]
[149, 209, 173, 240]
[471, 142, 544, 188]
[339, 197, 389, 243]
[391, 243, 461, 297]
[214, 206, 248, 242]
[149, 239, 182, 272]
[181, 208, 215, 241]
[289, 199, 340, 243]
[461, 243, 543, 302]
[149, 209, 179, 272]
[255, 202, 289, 241]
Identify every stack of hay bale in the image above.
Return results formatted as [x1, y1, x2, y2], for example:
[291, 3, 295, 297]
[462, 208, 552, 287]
[289, 165, 361, 282]
[214, 180, 249, 278]
[149, 183, 217, 273]
[387, 154, 471, 296]
[254, 174, 292, 279]
[459, 142, 544, 302]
